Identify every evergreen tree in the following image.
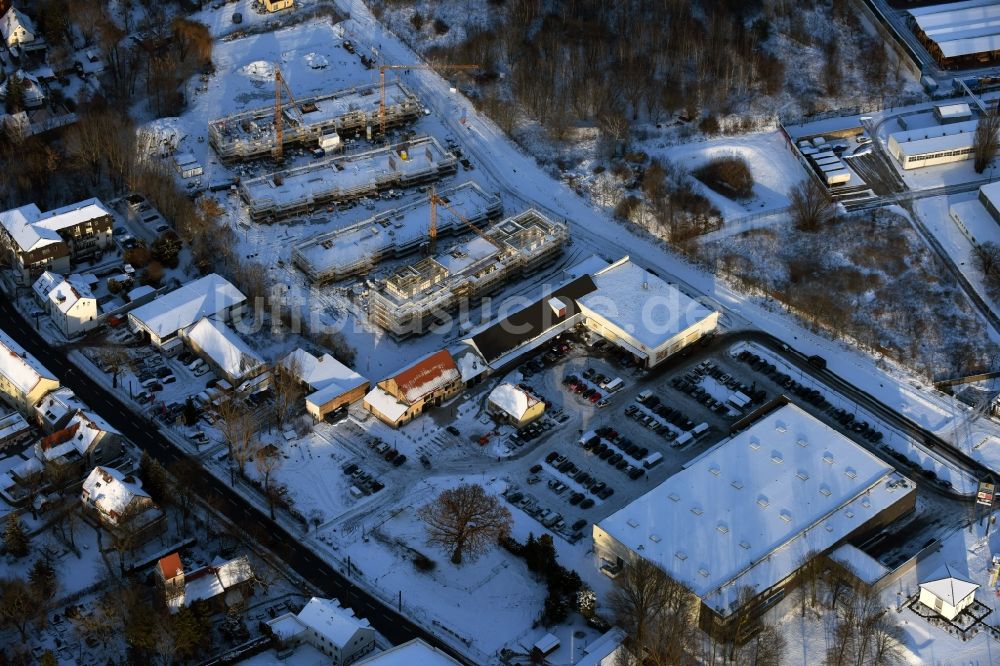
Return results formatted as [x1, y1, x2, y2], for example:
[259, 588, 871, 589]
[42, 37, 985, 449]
[173, 603, 211, 659]
[139, 451, 169, 503]
[3, 514, 28, 558]
[28, 557, 57, 600]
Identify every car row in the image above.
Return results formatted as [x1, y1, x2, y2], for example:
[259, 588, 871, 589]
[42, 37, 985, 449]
[341, 462, 385, 495]
[735, 350, 827, 408]
[562, 374, 604, 404]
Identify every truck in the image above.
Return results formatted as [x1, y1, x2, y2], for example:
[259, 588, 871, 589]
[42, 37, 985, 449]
[642, 452, 664, 469]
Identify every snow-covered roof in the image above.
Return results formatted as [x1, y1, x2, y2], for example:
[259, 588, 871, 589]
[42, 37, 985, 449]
[0, 7, 35, 42]
[935, 103, 972, 120]
[980, 180, 1000, 211]
[829, 543, 890, 586]
[354, 639, 460, 666]
[35, 198, 111, 232]
[81, 466, 150, 524]
[0, 328, 57, 396]
[889, 119, 977, 158]
[919, 564, 979, 606]
[0, 203, 58, 253]
[576, 628, 627, 666]
[184, 317, 263, 382]
[127, 284, 155, 302]
[488, 383, 540, 420]
[0, 410, 29, 442]
[451, 345, 488, 383]
[39, 410, 117, 461]
[596, 403, 915, 616]
[168, 554, 254, 610]
[910, 0, 1000, 59]
[363, 385, 409, 422]
[579, 257, 717, 350]
[128, 274, 246, 340]
[282, 348, 366, 394]
[389, 349, 459, 404]
[34, 387, 84, 427]
[48, 276, 94, 313]
[295, 597, 371, 648]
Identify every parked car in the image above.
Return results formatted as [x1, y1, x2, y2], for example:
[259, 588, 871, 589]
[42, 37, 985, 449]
[446, 425, 461, 436]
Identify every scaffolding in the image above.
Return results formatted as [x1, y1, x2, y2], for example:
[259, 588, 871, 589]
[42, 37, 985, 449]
[208, 82, 422, 162]
[291, 182, 502, 284]
[369, 210, 570, 338]
[239, 136, 458, 221]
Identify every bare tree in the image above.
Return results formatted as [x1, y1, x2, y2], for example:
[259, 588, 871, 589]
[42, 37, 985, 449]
[974, 241, 1000, 283]
[734, 623, 785, 666]
[418, 484, 511, 564]
[974, 100, 1000, 173]
[789, 178, 835, 232]
[0, 577, 39, 639]
[217, 397, 258, 483]
[271, 357, 304, 427]
[828, 586, 905, 666]
[608, 557, 697, 665]
[254, 447, 284, 520]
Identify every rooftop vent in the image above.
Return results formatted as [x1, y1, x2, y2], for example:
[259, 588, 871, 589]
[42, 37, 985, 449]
[739, 541, 751, 550]
[775, 421, 787, 433]
[675, 551, 688, 561]
[627, 519, 640, 528]
[844, 510, 855, 519]
[796, 470, 810, 481]
[771, 452, 784, 464]
[668, 492, 680, 502]
[709, 465, 721, 476]
[779, 510, 792, 523]
[756, 495, 770, 508]
[717, 523, 729, 534]
[862, 498, 871, 509]
[730, 480, 744, 490]
[749, 437, 761, 451]
[698, 568, 710, 577]
[649, 534, 661, 543]
[690, 506, 703, 516]
[819, 485, 832, 497]
[845, 467, 857, 479]
[796, 437, 809, 448]
[823, 452, 835, 465]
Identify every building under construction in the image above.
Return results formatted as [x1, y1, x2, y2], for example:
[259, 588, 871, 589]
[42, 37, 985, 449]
[369, 210, 570, 338]
[239, 136, 457, 221]
[208, 82, 422, 162]
[292, 182, 502, 284]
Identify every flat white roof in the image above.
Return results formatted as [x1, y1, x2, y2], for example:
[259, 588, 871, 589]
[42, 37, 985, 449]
[579, 257, 716, 350]
[128, 274, 246, 340]
[355, 639, 460, 666]
[184, 318, 263, 381]
[936, 103, 972, 119]
[829, 543, 890, 585]
[596, 403, 914, 616]
[980, 180, 1000, 209]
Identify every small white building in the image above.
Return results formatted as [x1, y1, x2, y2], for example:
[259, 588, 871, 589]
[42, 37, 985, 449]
[487, 383, 545, 427]
[32, 271, 100, 338]
[267, 597, 376, 664]
[934, 103, 973, 124]
[280, 348, 368, 420]
[918, 564, 979, 621]
[128, 274, 246, 347]
[0, 7, 35, 48]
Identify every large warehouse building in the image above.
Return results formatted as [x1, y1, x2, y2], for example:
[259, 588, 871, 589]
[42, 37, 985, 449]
[592, 403, 915, 637]
[909, 0, 1000, 69]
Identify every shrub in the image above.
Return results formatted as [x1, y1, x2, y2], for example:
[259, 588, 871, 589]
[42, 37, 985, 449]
[410, 13, 424, 31]
[698, 115, 720, 135]
[433, 18, 449, 35]
[413, 552, 437, 572]
[694, 156, 755, 199]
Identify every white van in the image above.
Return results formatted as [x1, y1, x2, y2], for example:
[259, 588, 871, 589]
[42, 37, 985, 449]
[604, 377, 624, 393]
[673, 432, 693, 448]
[691, 422, 710, 437]
[728, 392, 750, 410]
[636, 390, 653, 404]
[642, 452, 664, 469]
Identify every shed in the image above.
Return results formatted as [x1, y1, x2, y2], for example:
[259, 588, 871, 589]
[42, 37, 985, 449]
[919, 565, 979, 621]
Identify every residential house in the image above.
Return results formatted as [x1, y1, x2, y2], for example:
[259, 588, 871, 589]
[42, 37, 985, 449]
[32, 271, 100, 337]
[0, 329, 59, 415]
[267, 597, 376, 665]
[181, 317, 268, 392]
[487, 383, 544, 427]
[155, 551, 256, 612]
[34, 386, 86, 432]
[0, 409, 31, 449]
[0, 199, 114, 281]
[280, 348, 368, 420]
[0, 70, 45, 107]
[363, 350, 462, 427]
[36, 410, 121, 478]
[80, 466, 165, 544]
[263, 0, 294, 12]
[128, 274, 246, 347]
[0, 6, 34, 49]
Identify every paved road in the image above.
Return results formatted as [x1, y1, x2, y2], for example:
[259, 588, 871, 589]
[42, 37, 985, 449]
[0, 294, 477, 666]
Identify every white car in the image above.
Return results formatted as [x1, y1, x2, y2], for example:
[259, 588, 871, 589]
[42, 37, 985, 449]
[193, 364, 210, 377]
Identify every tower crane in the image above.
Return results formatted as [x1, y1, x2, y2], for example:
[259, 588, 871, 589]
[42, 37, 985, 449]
[379, 63, 479, 137]
[428, 187, 500, 255]
[273, 67, 302, 162]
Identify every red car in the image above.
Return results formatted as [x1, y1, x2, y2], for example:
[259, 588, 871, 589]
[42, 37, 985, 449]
[589, 392, 602, 403]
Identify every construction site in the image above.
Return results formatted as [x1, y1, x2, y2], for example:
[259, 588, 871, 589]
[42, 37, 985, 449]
[239, 136, 458, 220]
[291, 181, 503, 283]
[208, 81, 422, 162]
[368, 210, 570, 338]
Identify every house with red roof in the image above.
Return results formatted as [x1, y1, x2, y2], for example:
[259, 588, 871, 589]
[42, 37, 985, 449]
[362, 349, 462, 427]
